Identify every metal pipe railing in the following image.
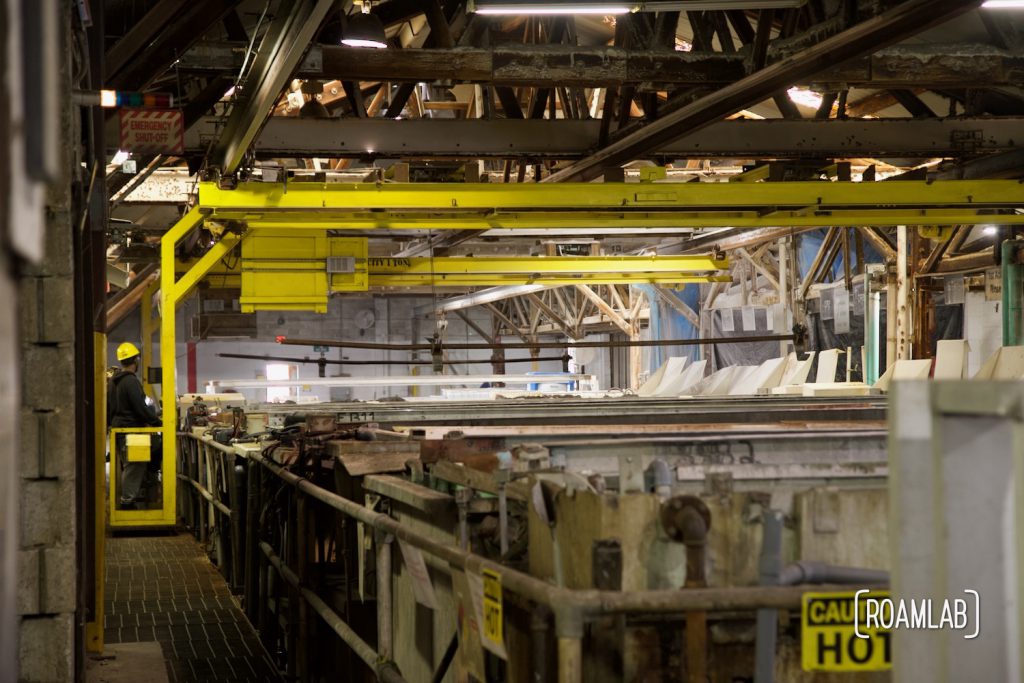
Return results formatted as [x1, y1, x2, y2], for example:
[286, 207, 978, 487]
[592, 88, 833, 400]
[259, 542, 407, 683]
[248, 447, 830, 618]
[185, 432, 880, 683]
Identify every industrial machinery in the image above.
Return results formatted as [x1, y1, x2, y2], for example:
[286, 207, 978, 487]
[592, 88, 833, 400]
[176, 394, 889, 681]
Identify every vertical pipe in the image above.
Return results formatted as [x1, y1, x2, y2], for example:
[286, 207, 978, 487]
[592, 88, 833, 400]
[754, 510, 784, 683]
[140, 279, 158, 401]
[231, 462, 246, 590]
[296, 494, 310, 683]
[778, 237, 789, 356]
[198, 445, 208, 545]
[498, 482, 509, 556]
[1001, 240, 1024, 347]
[896, 225, 911, 360]
[377, 533, 394, 661]
[187, 341, 198, 393]
[531, 608, 550, 683]
[556, 637, 582, 683]
[244, 459, 260, 622]
[866, 290, 881, 385]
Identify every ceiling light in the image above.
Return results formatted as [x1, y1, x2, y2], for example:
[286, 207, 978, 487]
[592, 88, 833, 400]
[469, 0, 806, 12]
[982, 0, 1024, 7]
[472, 2, 633, 14]
[983, 225, 998, 235]
[787, 87, 823, 109]
[341, 12, 387, 48]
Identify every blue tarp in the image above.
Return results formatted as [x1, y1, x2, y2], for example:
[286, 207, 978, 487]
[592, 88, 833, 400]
[635, 284, 700, 374]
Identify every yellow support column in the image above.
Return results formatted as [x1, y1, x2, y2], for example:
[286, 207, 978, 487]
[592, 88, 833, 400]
[154, 210, 240, 529]
[159, 209, 204, 528]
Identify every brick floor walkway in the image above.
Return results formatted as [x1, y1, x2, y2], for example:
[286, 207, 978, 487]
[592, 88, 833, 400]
[104, 533, 281, 683]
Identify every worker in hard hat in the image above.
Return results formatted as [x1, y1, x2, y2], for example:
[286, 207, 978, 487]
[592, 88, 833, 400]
[108, 342, 161, 508]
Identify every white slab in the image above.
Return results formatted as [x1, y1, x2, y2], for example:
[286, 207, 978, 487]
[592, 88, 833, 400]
[652, 357, 689, 394]
[780, 351, 816, 386]
[729, 356, 787, 395]
[873, 359, 933, 392]
[637, 359, 672, 397]
[657, 359, 707, 396]
[815, 349, 843, 384]
[690, 365, 751, 396]
[973, 346, 1024, 380]
[934, 339, 970, 380]
[802, 382, 873, 397]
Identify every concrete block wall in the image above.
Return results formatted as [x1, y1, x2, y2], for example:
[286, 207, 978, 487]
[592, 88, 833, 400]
[15, 193, 78, 682]
[13, 2, 78, 676]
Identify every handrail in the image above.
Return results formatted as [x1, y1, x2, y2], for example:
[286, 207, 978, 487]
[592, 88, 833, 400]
[245, 446, 872, 624]
[182, 431, 886, 683]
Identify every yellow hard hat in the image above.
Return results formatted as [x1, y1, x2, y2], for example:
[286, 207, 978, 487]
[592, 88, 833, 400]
[116, 342, 141, 362]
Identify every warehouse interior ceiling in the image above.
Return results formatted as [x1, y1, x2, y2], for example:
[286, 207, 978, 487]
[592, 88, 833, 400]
[102, 0, 1024, 336]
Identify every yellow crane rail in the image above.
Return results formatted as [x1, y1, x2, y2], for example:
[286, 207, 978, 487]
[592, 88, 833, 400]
[198, 180, 1024, 229]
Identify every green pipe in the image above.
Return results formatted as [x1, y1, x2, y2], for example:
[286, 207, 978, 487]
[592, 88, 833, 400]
[864, 266, 884, 385]
[1002, 240, 1024, 347]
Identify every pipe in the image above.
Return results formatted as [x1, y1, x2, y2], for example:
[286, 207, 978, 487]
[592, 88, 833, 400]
[176, 473, 232, 517]
[277, 334, 796, 351]
[557, 637, 582, 683]
[498, 479, 509, 557]
[245, 445, 865, 617]
[455, 488, 472, 550]
[531, 608, 550, 683]
[244, 460, 260, 622]
[1002, 240, 1024, 347]
[778, 561, 889, 586]
[259, 541, 407, 683]
[754, 510, 784, 683]
[376, 533, 394, 661]
[647, 458, 672, 500]
[231, 464, 246, 590]
[217, 351, 570, 366]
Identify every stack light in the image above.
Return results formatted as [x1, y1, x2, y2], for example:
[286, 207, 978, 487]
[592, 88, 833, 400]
[99, 89, 175, 109]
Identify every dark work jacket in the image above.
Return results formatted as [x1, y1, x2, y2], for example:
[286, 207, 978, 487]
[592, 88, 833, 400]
[107, 370, 160, 429]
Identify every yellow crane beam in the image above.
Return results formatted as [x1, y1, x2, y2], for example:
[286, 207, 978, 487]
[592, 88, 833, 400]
[180, 252, 732, 289]
[198, 180, 1024, 229]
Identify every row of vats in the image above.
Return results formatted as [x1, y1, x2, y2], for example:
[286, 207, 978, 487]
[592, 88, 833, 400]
[176, 394, 889, 682]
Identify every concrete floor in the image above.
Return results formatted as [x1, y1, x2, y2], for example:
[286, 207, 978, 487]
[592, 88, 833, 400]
[86, 642, 170, 683]
[98, 533, 281, 683]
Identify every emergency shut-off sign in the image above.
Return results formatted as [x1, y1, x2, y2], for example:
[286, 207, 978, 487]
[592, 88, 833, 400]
[118, 109, 184, 154]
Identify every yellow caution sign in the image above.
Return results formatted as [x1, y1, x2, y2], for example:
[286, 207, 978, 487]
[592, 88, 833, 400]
[482, 569, 503, 648]
[802, 591, 892, 672]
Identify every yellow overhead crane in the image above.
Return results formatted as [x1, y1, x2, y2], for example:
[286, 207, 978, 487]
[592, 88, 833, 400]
[198, 179, 1024, 229]
[182, 236, 731, 311]
[137, 178, 1023, 535]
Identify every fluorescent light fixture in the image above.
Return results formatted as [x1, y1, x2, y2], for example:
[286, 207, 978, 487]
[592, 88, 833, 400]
[982, 0, 1024, 7]
[473, 3, 632, 13]
[983, 225, 998, 235]
[469, 0, 806, 12]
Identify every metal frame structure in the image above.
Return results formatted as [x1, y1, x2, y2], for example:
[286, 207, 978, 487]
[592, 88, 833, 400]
[107, 426, 170, 527]
[157, 178, 1024, 496]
